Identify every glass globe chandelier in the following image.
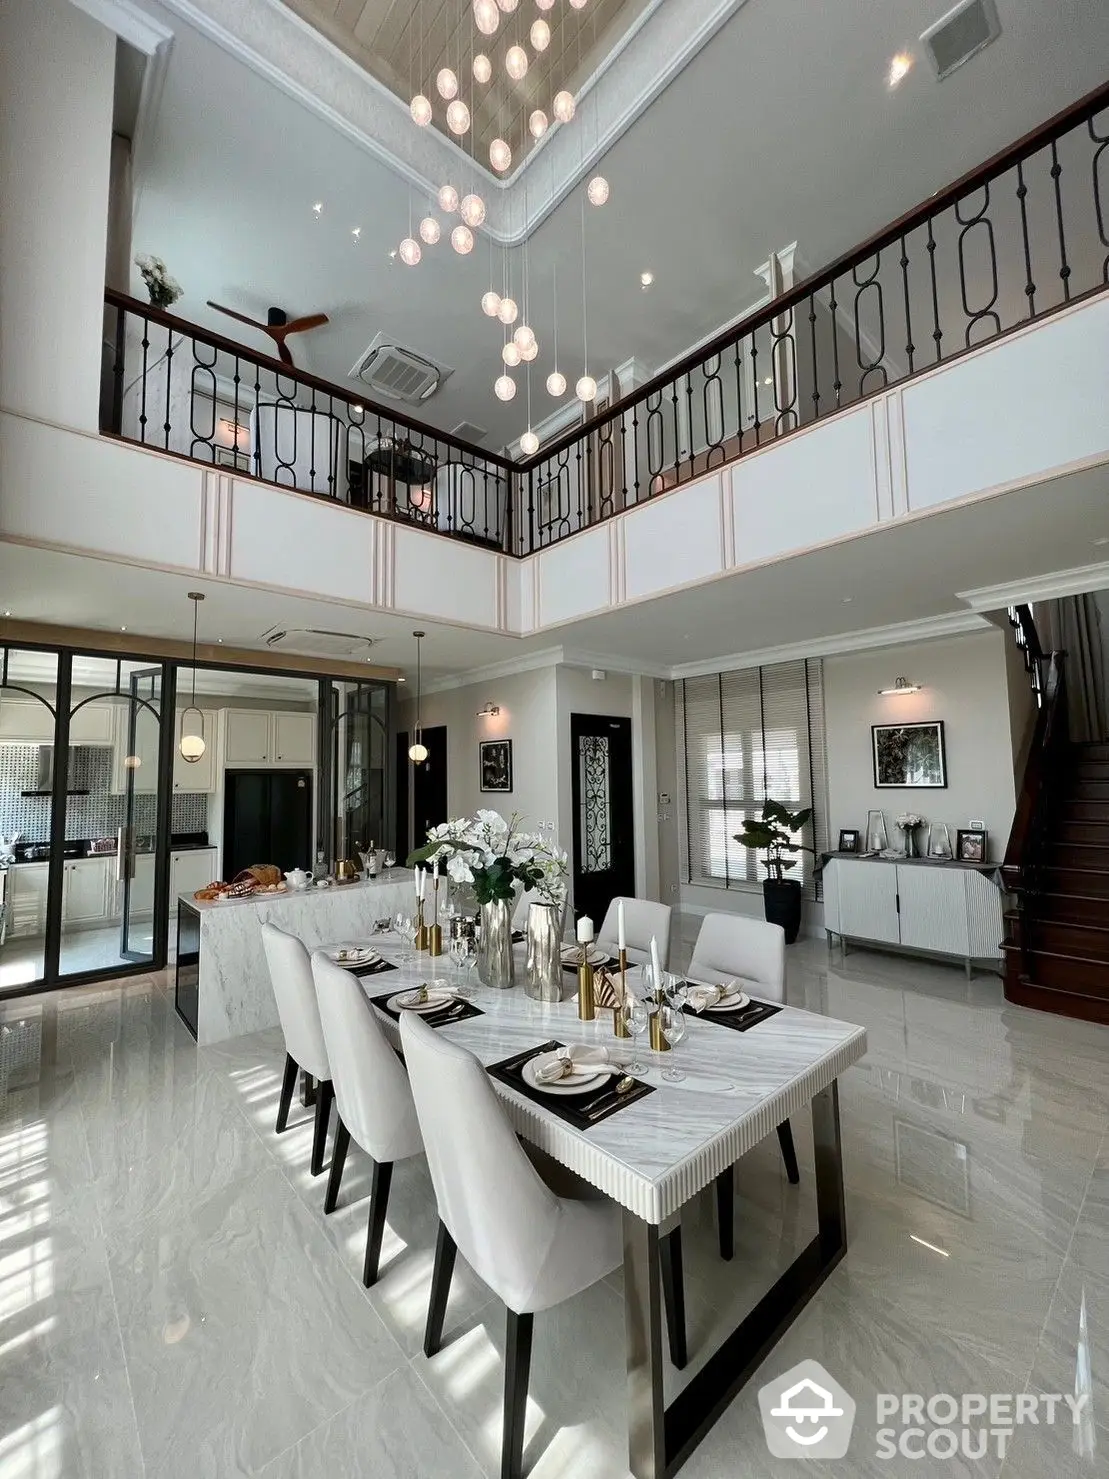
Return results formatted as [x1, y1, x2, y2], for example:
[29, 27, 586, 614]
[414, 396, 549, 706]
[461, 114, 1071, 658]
[576, 374, 597, 402]
[504, 45, 528, 81]
[494, 374, 517, 401]
[553, 91, 575, 123]
[529, 109, 548, 139]
[489, 138, 512, 172]
[473, 53, 492, 83]
[419, 216, 440, 245]
[546, 370, 566, 396]
[460, 193, 486, 227]
[520, 429, 539, 455]
[407, 631, 428, 763]
[446, 99, 470, 135]
[436, 67, 458, 99]
[410, 94, 432, 127]
[587, 176, 610, 206]
[502, 341, 521, 366]
[513, 324, 536, 352]
[498, 296, 518, 324]
[520, 339, 538, 362]
[398, 237, 422, 266]
[482, 290, 502, 317]
[473, 0, 499, 35]
[530, 18, 550, 50]
[450, 224, 474, 254]
[438, 184, 459, 213]
[178, 592, 207, 763]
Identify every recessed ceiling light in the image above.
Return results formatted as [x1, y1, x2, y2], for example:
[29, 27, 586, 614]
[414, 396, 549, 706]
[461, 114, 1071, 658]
[2, 609, 11, 617]
[842, 596, 853, 603]
[313, 201, 323, 216]
[217, 637, 224, 643]
[388, 249, 397, 260]
[120, 625, 127, 631]
[639, 270, 654, 287]
[888, 51, 913, 87]
[351, 227, 362, 240]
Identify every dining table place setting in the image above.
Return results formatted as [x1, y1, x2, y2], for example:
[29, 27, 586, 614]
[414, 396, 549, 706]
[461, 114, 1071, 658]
[324, 943, 399, 979]
[682, 978, 784, 1033]
[487, 1040, 655, 1128]
[369, 983, 486, 1027]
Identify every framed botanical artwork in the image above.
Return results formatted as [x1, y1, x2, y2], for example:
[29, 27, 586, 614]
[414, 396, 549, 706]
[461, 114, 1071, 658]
[479, 738, 513, 793]
[838, 829, 860, 853]
[215, 444, 251, 472]
[872, 721, 947, 788]
[956, 828, 988, 863]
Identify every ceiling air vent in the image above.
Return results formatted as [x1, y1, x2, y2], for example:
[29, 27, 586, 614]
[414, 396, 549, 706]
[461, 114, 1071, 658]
[921, 0, 1001, 80]
[349, 334, 451, 404]
[261, 627, 377, 659]
[451, 420, 488, 445]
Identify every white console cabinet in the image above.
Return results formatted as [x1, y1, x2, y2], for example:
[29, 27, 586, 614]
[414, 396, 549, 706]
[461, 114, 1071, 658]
[822, 856, 1005, 977]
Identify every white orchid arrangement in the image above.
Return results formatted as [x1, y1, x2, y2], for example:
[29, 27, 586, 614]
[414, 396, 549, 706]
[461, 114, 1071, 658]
[895, 812, 925, 831]
[408, 810, 568, 907]
[134, 253, 182, 309]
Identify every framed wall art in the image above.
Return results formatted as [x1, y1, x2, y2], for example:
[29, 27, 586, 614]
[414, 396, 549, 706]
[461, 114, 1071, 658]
[479, 738, 513, 793]
[872, 721, 947, 789]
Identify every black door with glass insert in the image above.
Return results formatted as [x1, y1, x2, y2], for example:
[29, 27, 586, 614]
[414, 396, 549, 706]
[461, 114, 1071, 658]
[411, 725, 448, 843]
[570, 714, 634, 925]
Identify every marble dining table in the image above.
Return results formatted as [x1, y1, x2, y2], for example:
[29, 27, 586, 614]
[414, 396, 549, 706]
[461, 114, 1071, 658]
[326, 934, 868, 1479]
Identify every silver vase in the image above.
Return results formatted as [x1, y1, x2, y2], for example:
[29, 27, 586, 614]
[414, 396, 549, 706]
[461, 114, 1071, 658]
[525, 902, 563, 1001]
[476, 898, 515, 990]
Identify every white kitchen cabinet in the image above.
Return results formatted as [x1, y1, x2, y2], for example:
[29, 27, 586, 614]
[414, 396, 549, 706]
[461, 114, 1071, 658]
[224, 709, 272, 765]
[272, 712, 314, 766]
[0, 699, 56, 742]
[170, 847, 218, 902]
[69, 704, 113, 743]
[61, 857, 110, 925]
[172, 709, 216, 793]
[8, 863, 49, 937]
[823, 857, 1004, 976]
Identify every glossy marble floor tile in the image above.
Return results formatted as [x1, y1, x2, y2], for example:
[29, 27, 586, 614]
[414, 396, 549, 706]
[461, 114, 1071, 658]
[2, 932, 1109, 1477]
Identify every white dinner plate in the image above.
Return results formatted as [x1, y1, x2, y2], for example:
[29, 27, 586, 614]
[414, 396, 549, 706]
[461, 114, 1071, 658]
[328, 946, 379, 965]
[522, 1055, 607, 1096]
[706, 988, 751, 1013]
[560, 946, 607, 967]
[387, 988, 454, 1015]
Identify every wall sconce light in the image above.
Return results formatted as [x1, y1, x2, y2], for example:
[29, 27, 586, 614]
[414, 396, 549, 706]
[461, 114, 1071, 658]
[476, 702, 501, 718]
[878, 677, 922, 696]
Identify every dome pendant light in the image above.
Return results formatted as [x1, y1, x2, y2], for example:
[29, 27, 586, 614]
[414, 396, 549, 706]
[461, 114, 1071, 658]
[408, 630, 429, 764]
[178, 592, 207, 762]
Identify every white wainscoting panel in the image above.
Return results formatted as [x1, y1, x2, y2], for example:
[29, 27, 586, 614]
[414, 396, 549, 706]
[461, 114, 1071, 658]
[228, 480, 374, 604]
[392, 524, 499, 628]
[903, 295, 1109, 511]
[536, 525, 611, 627]
[624, 474, 723, 600]
[729, 408, 876, 565]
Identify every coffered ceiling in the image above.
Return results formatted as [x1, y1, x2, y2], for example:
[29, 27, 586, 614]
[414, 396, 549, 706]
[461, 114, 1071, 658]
[282, 0, 651, 160]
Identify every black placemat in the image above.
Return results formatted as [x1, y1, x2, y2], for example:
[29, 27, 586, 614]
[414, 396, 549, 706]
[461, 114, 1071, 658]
[487, 1040, 654, 1129]
[346, 958, 399, 980]
[683, 998, 783, 1033]
[369, 988, 485, 1027]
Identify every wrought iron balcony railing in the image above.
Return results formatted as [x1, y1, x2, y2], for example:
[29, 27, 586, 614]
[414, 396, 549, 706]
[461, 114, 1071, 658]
[101, 81, 1108, 559]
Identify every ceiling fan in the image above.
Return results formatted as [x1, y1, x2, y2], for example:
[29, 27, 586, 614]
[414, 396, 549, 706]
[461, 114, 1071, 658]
[205, 302, 329, 368]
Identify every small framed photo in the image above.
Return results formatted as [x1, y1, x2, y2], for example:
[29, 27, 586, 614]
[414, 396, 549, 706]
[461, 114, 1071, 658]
[838, 829, 860, 854]
[479, 738, 513, 793]
[956, 828, 987, 863]
[872, 721, 947, 789]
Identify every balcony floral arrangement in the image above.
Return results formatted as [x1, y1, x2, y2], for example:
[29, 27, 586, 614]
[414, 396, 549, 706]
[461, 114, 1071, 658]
[409, 811, 568, 991]
[134, 253, 182, 310]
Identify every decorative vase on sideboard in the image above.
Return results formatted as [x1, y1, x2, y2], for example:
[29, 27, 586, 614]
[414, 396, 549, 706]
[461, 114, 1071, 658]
[762, 878, 802, 945]
[524, 901, 562, 1001]
[476, 898, 515, 989]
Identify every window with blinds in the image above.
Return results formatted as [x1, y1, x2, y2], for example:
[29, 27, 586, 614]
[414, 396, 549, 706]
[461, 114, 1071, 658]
[677, 659, 828, 897]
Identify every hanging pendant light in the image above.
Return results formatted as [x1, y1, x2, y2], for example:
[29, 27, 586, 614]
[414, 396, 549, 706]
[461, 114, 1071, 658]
[419, 216, 441, 244]
[436, 67, 459, 100]
[473, 53, 492, 83]
[473, 0, 499, 35]
[179, 592, 207, 762]
[408, 631, 429, 763]
[481, 289, 502, 317]
[489, 138, 512, 172]
[552, 90, 575, 123]
[530, 18, 550, 51]
[529, 109, 548, 139]
[438, 184, 460, 213]
[446, 99, 471, 135]
[460, 193, 486, 227]
[520, 429, 539, 455]
[587, 176, 610, 206]
[504, 45, 528, 81]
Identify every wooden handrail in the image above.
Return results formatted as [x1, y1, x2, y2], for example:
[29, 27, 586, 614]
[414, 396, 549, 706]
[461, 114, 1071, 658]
[1001, 651, 1067, 890]
[103, 288, 516, 473]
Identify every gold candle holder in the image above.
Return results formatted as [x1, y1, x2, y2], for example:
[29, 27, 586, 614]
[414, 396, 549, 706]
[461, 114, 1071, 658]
[427, 878, 444, 956]
[413, 898, 429, 952]
[612, 948, 630, 1036]
[649, 988, 671, 1052]
[577, 958, 596, 1021]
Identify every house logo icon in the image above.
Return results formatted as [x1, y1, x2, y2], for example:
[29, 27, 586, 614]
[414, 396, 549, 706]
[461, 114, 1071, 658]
[758, 1359, 856, 1458]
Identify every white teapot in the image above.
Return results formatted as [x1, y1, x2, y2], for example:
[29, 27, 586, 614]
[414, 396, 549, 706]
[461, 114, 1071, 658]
[284, 867, 314, 890]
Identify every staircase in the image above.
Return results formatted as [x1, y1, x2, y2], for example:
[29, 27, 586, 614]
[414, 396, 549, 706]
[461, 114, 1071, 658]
[1000, 602, 1109, 1022]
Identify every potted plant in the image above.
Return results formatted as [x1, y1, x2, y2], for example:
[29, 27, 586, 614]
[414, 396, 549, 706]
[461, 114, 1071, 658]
[734, 800, 814, 944]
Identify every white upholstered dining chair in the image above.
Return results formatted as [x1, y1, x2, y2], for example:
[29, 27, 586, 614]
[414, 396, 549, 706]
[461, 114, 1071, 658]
[400, 1011, 625, 1479]
[310, 953, 424, 1285]
[595, 895, 672, 970]
[260, 923, 334, 1177]
[687, 912, 799, 1257]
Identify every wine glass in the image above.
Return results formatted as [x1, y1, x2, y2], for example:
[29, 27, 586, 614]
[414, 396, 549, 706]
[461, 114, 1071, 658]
[383, 851, 396, 870]
[449, 932, 474, 998]
[660, 987, 688, 1082]
[394, 912, 416, 966]
[622, 993, 649, 1075]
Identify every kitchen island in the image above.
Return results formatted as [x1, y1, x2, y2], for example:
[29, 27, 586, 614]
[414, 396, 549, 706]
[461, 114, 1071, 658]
[175, 873, 422, 1043]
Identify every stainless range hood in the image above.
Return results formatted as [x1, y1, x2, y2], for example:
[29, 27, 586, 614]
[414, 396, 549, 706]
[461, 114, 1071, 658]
[19, 746, 90, 798]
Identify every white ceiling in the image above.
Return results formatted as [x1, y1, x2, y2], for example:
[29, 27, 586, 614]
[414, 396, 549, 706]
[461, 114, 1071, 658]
[4, 461, 1108, 680]
[127, 0, 1109, 448]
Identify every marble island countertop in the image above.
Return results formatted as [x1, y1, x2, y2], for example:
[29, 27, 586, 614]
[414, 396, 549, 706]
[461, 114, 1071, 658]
[182, 871, 413, 912]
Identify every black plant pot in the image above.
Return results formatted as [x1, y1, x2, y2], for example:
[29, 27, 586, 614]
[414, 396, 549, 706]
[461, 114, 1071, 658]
[762, 878, 802, 945]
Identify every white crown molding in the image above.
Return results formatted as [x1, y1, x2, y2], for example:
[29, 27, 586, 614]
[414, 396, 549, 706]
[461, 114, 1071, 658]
[420, 645, 567, 694]
[69, 0, 173, 52]
[134, 0, 752, 244]
[956, 559, 1109, 611]
[668, 610, 992, 679]
[560, 647, 673, 681]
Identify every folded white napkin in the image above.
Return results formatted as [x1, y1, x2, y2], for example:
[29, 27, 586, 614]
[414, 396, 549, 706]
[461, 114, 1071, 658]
[533, 1044, 614, 1084]
[686, 979, 750, 1013]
